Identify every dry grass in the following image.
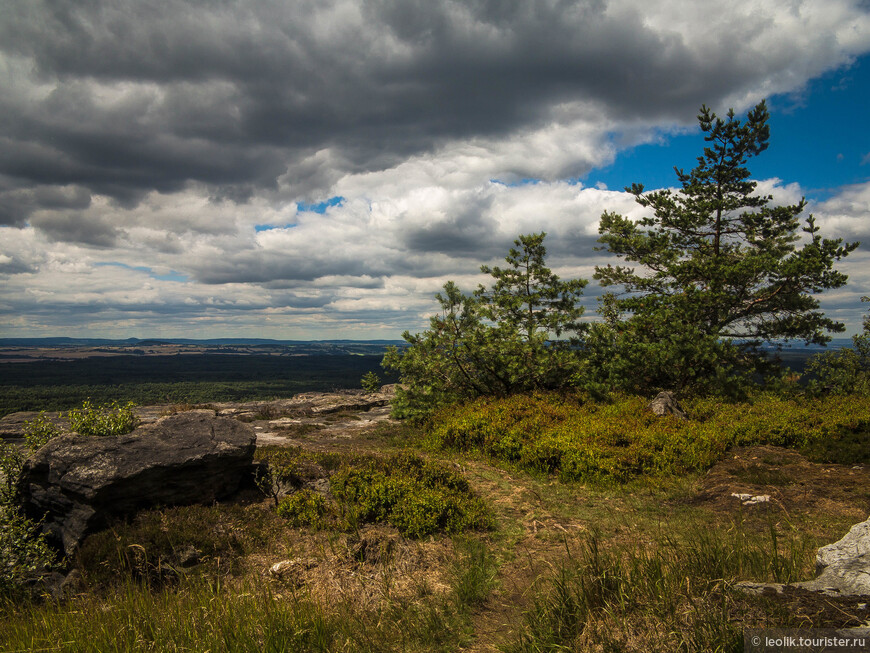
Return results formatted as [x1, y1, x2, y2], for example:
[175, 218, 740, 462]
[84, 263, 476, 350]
[3, 399, 870, 651]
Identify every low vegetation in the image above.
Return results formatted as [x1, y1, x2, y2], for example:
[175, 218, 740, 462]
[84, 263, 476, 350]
[426, 391, 870, 483]
[2, 102, 869, 651]
[66, 400, 139, 437]
[258, 448, 491, 538]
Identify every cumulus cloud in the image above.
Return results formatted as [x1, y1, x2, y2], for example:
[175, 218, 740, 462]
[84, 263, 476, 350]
[1, 0, 869, 337]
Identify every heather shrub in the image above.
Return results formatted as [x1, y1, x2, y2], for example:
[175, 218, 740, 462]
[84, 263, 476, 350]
[427, 392, 870, 483]
[277, 490, 328, 528]
[322, 453, 491, 538]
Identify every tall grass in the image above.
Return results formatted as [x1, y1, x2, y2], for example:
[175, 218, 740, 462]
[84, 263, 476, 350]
[1, 578, 336, 653]
[0, 572, 479, 653]
[506, 518, 817, 653]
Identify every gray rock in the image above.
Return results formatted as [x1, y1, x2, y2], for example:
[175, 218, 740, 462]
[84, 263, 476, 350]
[18, 412, 256, 556]
[736, 516, 870, 598]
[795, 517, 870, 596]
[0, 411, 66, 440]
[648, 391, 688, 420]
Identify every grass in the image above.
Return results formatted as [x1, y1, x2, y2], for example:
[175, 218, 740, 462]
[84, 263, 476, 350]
[504, 521, 829, 653]
[3, 390, 869, 651]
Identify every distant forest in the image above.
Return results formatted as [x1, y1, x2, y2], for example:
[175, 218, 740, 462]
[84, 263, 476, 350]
[0, 354, 397, 417]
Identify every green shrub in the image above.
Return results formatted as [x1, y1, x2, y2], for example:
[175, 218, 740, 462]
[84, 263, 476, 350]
[22, 412, 63, 451]
[0, 441, 25, 507]
[361, 371, 381, 393]
[276, 490, 328, 528]
[428, 392, 870, 483]
[0, 413, 63, 595]
[254, 447, 332, 507]
[0, 504, 56, 597]
[327, 453, 490, 538]
[67, 399, 138, 436]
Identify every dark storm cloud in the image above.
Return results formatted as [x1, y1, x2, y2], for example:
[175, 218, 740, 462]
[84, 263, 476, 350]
[0, 0, 824, 219]
[29, 212, 122, 248]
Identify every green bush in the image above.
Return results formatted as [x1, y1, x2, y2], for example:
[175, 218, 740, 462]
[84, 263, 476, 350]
[805, 298, 869, 395]
[0, 441, 25, 507]
[0, 413, 63, 595]
[276, 490, 328, 528]
[67, 399, 138, 436]
[427, 392, 870, 483]
[308, 453, 492, 538]
[0, 504, 56, 597]
[22, 412, 63, 451]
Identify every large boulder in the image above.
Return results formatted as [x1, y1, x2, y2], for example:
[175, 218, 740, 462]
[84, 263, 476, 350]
[18, 412, 256, 556]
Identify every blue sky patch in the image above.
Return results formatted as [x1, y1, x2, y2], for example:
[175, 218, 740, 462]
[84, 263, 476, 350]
[297, 196, 345, 213]
[586, 53, 870, 202]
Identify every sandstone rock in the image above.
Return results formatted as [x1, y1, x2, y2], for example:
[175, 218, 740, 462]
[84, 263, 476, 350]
[736, 516, 870, 598]
[0, 411, 66, 440]
[647, 391, 688, 420]
[269, 557, 318, 586]
[731, 493, 771, 506]
[18, 412, 256, 556]
[795, 517, 870, 596]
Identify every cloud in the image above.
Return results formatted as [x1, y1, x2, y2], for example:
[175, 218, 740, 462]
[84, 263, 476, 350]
[2, 0, 870, 208]
[813, 181, 870, 249]
[1, 0, 869, 337]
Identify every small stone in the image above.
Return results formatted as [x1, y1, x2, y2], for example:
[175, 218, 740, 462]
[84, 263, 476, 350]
[730, 492, 770, 506]
[647, 391, 688, 420]
[269, 558, 318, 585]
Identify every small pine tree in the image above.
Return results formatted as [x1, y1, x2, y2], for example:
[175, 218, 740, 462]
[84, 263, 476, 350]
[361, 371, 381, 393]
[383, 233, 587, 417]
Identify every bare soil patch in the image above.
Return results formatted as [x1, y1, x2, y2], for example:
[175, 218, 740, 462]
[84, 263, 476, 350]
[691, 444, 870, 520]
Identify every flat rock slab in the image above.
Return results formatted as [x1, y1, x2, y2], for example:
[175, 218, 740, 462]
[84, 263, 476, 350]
[18, 412, 256, 556]
[0, 387, 397, 439]
[0, 405, 172, 440]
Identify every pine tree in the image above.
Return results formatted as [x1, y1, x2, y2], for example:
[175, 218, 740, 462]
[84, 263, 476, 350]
[592, 101, 857, 394]
[383, 233, 587, 417]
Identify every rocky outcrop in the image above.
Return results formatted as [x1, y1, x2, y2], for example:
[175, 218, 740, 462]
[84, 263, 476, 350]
[18, 412, 256, 556]
[647, 391, 688, 420]
[737, 516, 870, 598]
[214, 387, 396, 422]
[0, 388, 398, 440]
[800, 517, 870, 596]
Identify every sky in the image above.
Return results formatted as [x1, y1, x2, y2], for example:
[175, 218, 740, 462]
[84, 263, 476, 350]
[1, 0, 869, 341]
